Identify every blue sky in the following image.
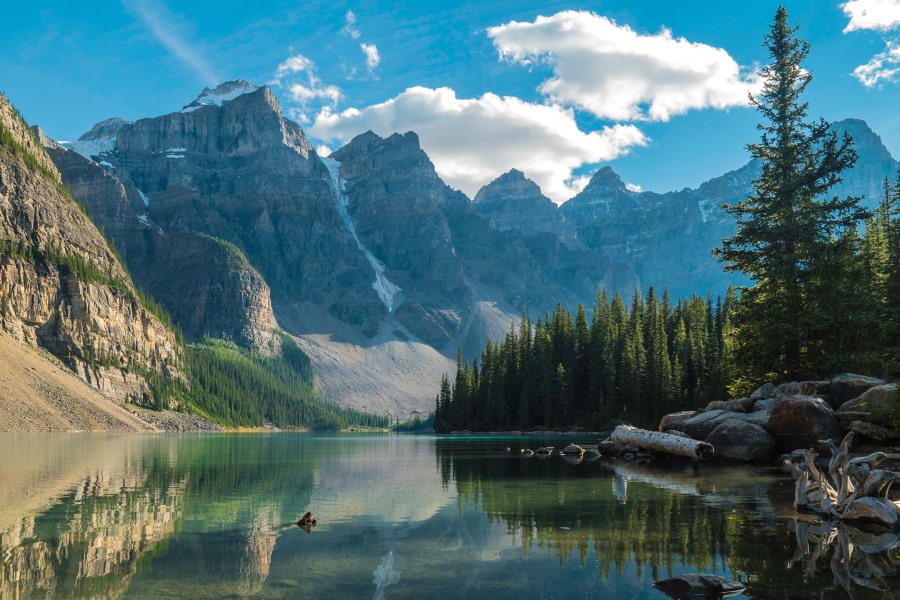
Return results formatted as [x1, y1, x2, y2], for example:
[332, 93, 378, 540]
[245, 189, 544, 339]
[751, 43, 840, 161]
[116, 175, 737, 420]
[2, 0, 899, 201]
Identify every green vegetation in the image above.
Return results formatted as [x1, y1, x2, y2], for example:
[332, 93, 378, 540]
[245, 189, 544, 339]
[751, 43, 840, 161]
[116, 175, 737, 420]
[153, 334, 389, 429]
[714, 6, 869, 383]
[436, 7, 900, 432]
[435, 289, 733, 432]
[392, 413, 435, 432]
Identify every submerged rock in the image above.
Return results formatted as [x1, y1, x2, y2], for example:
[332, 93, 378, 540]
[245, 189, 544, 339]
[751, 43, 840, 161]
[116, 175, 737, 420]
[653, 573, 745, 599]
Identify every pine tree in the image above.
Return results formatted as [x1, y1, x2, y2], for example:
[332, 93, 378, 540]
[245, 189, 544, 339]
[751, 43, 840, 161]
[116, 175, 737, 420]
[714, 6, 867, 382]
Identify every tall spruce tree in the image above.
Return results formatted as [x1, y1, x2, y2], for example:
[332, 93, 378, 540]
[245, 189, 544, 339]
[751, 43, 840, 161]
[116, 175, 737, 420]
[714, 6, 867, 382]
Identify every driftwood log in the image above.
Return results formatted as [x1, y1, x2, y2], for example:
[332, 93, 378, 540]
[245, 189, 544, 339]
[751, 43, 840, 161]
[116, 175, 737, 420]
[785, 432, 900, 530]
[610, 425, 714, 459]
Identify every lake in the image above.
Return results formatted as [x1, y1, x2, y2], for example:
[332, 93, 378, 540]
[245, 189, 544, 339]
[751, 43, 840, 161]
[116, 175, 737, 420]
[0, 433, 897, 599]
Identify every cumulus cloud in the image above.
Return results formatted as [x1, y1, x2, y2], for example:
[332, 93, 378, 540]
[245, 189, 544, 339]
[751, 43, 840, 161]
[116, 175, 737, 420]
[361, 43, 380, 71]
[342, 10, 361, 38]
[121, 0, 218, 84]
[309, 86, 647, 203]
[853, 40, 900, 85]
[272, 54, 342, 122]
[842, 0, 900, 32]
[487, 10, 760, 122]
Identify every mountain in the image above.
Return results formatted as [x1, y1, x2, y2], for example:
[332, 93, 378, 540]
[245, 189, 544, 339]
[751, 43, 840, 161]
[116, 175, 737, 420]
[49, 81, 639, 417]
[554, 118, 897, 298]
[0, 92, 182, 420]
[473, 169, 580, 247]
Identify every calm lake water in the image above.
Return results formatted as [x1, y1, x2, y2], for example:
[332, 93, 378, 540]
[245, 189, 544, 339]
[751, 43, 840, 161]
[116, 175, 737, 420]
[0, 433, 897, 599]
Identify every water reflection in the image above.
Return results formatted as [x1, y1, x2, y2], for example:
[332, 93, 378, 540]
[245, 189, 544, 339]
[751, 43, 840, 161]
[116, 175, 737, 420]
[0, 434, 897, 599]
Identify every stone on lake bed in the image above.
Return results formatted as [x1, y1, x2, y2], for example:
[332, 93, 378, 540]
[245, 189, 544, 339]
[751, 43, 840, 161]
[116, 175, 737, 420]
[705, 419, 776, 462]
[653, 573, 745, 598]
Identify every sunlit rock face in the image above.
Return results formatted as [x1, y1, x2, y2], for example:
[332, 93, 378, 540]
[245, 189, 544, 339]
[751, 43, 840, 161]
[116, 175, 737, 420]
[49, 82, 639, 416]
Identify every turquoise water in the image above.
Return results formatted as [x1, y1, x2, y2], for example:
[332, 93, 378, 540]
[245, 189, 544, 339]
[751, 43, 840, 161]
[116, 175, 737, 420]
[0, 433, 896, 599]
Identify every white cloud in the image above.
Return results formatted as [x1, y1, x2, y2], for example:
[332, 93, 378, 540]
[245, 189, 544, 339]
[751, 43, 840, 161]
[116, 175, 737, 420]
[487, 10, 760, 122]
[853, 40, 900, 85]
[121, 0, 218, 84]
[842, 0, 900, 32]
[342, 10, 361, 38]
[361, 43, 380, 71]
[272, 54, 342, 122]
[309, 86, 647, 203]
[625, 182, 643, 193]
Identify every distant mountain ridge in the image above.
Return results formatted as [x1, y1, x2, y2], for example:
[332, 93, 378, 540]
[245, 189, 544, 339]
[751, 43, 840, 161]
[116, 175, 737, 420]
[44, 80, 898, 416]
[50, 81, 638, 417]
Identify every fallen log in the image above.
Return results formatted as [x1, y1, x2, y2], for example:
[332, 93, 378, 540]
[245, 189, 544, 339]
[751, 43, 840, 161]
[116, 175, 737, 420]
[610, 425, 714, 459]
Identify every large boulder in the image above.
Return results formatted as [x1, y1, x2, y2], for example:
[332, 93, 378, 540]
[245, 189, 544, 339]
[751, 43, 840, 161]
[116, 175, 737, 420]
[839, 383, 897, 413]
[722, 397, 753, 413]
[775, 381, 801, 395]
[680, 410, 769, 440]
[750, 382, 776, 400]
[658, 411, 695, 433]
[752, 398, 778, 413]
[831, 373, 889, 406]
[705, 419, 776, 462]
[764, 395, 840, 450]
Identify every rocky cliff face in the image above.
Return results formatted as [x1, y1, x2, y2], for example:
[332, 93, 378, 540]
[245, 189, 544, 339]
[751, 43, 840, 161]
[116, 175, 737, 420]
[0, 93, 180, 403]
[47, 144, 278, 349]
[555, 119, 898, 298]
[49, 82, 639, 416]
[474, 169, 580, 247]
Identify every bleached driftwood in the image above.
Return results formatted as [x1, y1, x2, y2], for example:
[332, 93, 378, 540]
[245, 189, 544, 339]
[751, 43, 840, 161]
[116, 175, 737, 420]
[610, 425, 714, 459]
[785, 432, 900, 530]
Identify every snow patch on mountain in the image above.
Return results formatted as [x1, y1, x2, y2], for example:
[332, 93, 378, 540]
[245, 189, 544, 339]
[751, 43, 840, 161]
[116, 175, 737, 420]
[61, 138, 116, 161]
[321, 156, 403, 312]
[181, 80, 258, 112]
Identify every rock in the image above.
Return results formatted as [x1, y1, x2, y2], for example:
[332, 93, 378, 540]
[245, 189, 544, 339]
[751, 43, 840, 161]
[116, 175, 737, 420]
[834, 410, 875, 422]
[653, 573, 745, 599]
[722, 398, 753, 413]
[664, 430, 694, 439]
[764, 395, 841, 451]
[705, 419, 776, 462]
[658, 411, 697, 433]
[680, 410, 770, 440]
[831, 373, 889, 406]
[850, 421, 899, 442]
[751, 398, 777, 413]
[598, 440, 623, 456]
[522, 449, 534, 456]
[775, 381, 801, 395]
[704, 400, 727, 412]
[297, 511, 317, 532]
[799, 380, 830, 397]
[535, 447, 551, 455]
[751, 382, 777, 400]
[839, 383, 897, 414]
[561, 444, 585, 456]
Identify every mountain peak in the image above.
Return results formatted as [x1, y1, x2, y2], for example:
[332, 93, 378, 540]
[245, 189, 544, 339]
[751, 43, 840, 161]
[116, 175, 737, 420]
[78, 117, 129, 141]
[584, 166, 626, 193]
[474, 169, 543, 203]
[182, 80, 259, 111]
[833, 118, 895, 164]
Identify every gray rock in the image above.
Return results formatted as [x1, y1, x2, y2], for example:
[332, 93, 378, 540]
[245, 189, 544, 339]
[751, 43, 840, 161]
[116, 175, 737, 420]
[849, 420, 899, 441]
[664, 430, 694, 439]
[681, 410, 770, 440]
[831, 373, 889, 405]
[750, 382, 777, 400]
[799, 380, 830, 397]
[775, 381, 801, 395]
[752, 398, 777, 413]
[704, 400, 727, 412]
[706, 419, 776, 462]
[764, 395, 841, 451]
[722, 397, 753, 413]
[658, 410, 695, 433]
[839, 383, 897, 413]
[653, 573, 745, 599]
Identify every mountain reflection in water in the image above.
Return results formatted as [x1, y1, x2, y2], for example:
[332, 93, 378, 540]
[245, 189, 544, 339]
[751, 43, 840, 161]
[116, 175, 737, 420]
[0, 433, 897, 599]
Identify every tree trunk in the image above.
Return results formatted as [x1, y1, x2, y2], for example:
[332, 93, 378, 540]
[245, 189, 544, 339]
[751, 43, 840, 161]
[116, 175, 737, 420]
[610, 425, 714, 459]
